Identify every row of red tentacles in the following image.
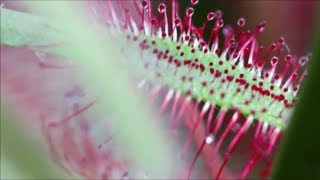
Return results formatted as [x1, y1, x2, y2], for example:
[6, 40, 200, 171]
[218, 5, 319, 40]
[40, 0, 308, 179]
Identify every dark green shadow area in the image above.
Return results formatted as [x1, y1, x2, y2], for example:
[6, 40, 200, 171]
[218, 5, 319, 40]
[271, 21, 320, 180]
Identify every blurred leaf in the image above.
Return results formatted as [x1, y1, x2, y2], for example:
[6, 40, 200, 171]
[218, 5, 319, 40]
[1, 8, 98, 61]
[0, 8, 66, 47]
[1, 2, 176, 178]
[0, 103, 66, 179]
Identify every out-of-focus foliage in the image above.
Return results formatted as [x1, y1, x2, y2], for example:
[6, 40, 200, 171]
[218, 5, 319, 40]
[1, 2, 175, 178]
[0, 8, 65, 47]
[1, 102, 66, 179]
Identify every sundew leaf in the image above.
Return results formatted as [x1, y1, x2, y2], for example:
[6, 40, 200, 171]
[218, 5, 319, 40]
[1, 1, 316, 177]
[0, 8, 66, 47]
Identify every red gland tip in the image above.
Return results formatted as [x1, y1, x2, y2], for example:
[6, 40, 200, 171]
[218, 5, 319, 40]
[278, 37, 285, 45]
[186, 7, 194, 17]
[270, 43, 277, 51]
[174, 18, 181, 26]
[158, 3, 166, 13]
[285, 54, 292, 63]
[256, 21, 267, 32]
[191, 0, 199, 6]
[215, 10, 222, 19]
[237, 18, 245, 27]
[141, 0, 148, 8]
[217, 19, 224, 28]
[271, 57, 278, 65]
[207, 12, 215, 21]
